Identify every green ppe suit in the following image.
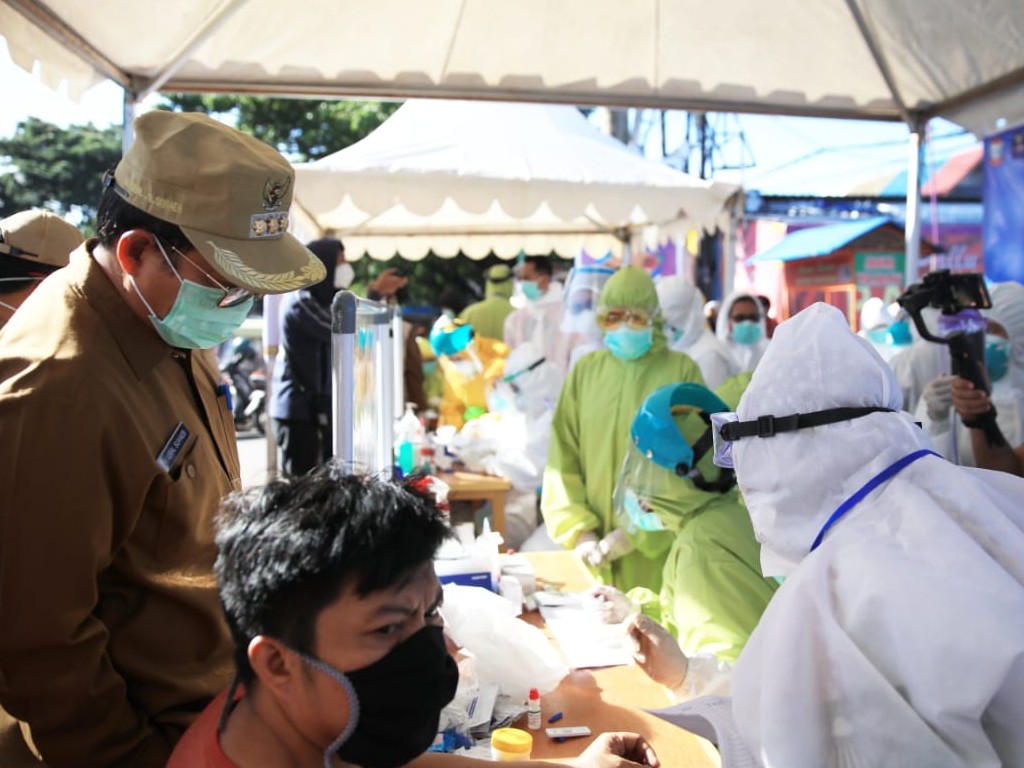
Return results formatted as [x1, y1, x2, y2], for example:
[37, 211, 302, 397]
[541, 266, 705, 595]
[645, 373, 778, 664]
[459, 265, 515, 341]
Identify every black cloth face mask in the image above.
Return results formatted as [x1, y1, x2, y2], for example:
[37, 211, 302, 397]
[300, 624, 460, 768]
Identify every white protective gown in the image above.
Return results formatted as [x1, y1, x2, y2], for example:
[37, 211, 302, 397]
[889, 306, 950, 415]
[483, 341, 564, 549]
[730, 303, 1024, 768]
[656, 276, 741, 389]
[715, 291, 770, 372]
[503, 282, 573, 375]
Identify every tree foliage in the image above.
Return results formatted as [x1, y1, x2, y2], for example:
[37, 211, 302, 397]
[159, 94, 398, 161]
[0, 118, 122, 223]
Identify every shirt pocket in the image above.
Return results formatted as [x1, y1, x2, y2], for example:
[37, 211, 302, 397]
[150, 432, 215, 566]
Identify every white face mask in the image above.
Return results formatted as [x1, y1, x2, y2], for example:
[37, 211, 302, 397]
[335, 262, 355, 289]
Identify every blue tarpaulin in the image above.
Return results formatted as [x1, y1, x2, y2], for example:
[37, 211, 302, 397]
[983, 125, 1024, 284]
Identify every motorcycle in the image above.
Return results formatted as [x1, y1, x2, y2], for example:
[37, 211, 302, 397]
[220, 337, 267, 434]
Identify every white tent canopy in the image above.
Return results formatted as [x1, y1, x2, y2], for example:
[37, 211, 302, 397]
[290, 99, 737, 261]
[2, 0, 1023, 137]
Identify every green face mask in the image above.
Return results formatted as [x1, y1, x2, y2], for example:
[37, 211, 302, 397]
[132, 240, 253, 350]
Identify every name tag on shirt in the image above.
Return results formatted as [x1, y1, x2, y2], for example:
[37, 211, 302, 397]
[156, 422, 191, 472]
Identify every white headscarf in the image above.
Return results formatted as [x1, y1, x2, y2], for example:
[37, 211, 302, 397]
[731, 302, 1024, 767]
[716, 291, 769, 372]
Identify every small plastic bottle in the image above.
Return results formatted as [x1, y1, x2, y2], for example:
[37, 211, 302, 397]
[526, 688, 542, 730]
[491, 727, 533, 761]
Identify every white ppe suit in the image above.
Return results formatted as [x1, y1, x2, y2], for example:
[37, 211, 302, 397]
[730, 303, 1024, 768]
[504, 281, 573, 375]
[655, 276, 741, 389]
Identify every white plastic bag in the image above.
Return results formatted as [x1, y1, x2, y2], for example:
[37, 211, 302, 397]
[441, 583, 568, 701]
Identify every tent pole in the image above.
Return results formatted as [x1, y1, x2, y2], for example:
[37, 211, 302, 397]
[122, 89, 137, 153]
[904, 115, 925, 287]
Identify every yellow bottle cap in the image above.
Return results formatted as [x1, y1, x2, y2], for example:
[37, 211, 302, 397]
[491, 727, 534, 755]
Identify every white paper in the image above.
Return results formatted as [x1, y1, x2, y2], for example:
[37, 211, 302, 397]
[466, 684, 498, 730]
[649, 695, 763, 768]
[537, 598, 633, 669]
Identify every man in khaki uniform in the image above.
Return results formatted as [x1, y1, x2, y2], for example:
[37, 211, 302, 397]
[0, 111, 325, 768]
[0, 209, 83, 329]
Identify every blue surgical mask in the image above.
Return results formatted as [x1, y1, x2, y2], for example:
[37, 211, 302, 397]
[986, 334, 1011, 383]
[732, 320, 763, 346]
[887, 319, 912, 345]
[131, 240, 253, 349]
[605, 326, 653, 361]
[520, 280, 543, 301]
[623, 490, 664, 532]
[867, 327, 889, 345]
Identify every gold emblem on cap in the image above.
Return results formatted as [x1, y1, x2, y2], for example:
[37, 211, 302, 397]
[262, 177, 291, 211]
[209, 241, 323, 292]
[250, 212, 289, 239]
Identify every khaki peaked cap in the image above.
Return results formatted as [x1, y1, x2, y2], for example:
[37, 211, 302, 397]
[111, 111, 325, 294]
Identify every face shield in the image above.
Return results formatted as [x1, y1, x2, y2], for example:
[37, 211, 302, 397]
[429, 315, 475, 358]
[560, 265, 615, 336]
[614, 383, 734, 534]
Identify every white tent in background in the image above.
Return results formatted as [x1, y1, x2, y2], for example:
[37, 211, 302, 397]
[3, 0, 1022, 136]
[290, 99, 738, 261]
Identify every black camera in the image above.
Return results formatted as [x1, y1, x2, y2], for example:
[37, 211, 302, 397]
[896, 271, 1006, 447]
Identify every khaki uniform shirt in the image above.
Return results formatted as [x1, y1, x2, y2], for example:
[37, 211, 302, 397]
[0, 244, 239, 767]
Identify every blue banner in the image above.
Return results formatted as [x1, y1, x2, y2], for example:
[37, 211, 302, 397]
[983, 125, 1024, 283]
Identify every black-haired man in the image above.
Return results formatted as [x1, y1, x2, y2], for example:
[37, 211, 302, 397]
[170, 465, 659, 768]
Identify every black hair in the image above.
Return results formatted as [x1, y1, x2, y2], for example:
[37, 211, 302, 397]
[523, 255, 553, 277]
[304, 238, 343, 305]
[95, 170, 193, 253]
[729, 294, 761, 317]
[438, 288, 470, 315]
[214, 463, 452, 685]
[0, 258, 57, 294]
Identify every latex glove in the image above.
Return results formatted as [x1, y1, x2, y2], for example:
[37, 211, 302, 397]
[584, 585, 636, 624]
[628, 614, 688, 692]
[574, 531, 602, 568]
[922, 374, 956, 422]
[571, 732, 660, 768]
[596, 528, 634, 565]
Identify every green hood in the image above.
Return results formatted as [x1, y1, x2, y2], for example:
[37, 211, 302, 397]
[599, 266, 659, 311]
[598, 266, 666, 355]
[484, 264, 514, 300]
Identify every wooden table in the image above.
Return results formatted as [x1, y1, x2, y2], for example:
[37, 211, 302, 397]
[441, 470, 512, 543]
[520, 552, 721, 767]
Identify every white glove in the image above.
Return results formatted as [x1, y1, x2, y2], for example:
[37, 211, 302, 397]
[628, 614, 688, 692]
[922, 375, 955, 422]
[574, 531, 602, 568]
[584, 585, 636, 624]
[597, 528, 634, 565]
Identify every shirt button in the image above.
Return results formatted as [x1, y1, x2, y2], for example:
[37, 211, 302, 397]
[186, 464, 196, 479]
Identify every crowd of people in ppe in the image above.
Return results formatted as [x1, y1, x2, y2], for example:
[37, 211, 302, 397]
[0, 107, 1022, 768]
